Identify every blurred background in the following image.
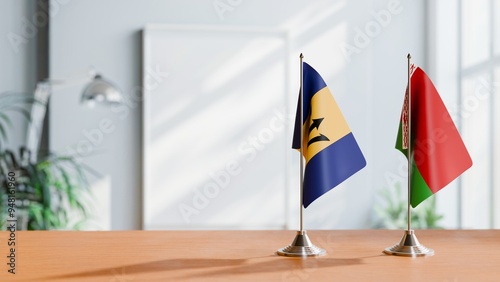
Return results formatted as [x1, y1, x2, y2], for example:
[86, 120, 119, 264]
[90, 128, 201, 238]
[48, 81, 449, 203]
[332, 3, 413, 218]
[0, 0, 498, 230]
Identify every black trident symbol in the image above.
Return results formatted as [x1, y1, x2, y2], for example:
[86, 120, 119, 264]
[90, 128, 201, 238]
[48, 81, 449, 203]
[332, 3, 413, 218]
[307, 118, 330, 147]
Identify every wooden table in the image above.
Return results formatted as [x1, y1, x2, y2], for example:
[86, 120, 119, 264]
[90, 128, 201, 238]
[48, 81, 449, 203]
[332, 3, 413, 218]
[0, 230, 499, 281]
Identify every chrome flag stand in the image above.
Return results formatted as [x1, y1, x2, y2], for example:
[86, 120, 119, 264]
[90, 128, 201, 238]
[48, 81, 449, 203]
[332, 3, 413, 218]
[277, 230, 326, 257]
[277, 53, 325, 257]
[383, 54, 434, 257]
[384, 230, 434, 256]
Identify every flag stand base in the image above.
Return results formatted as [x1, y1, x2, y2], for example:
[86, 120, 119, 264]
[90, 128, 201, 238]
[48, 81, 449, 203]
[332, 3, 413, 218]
[383, 230, 434, 257]
[277, 230, 326, 257]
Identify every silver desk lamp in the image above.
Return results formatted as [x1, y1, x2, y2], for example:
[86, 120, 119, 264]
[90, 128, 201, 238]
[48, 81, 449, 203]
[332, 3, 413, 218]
[26, 69, 122, 162]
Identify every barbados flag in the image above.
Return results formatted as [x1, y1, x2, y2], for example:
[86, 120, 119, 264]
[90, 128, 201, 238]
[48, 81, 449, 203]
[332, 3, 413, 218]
[292, 62, 366, 208]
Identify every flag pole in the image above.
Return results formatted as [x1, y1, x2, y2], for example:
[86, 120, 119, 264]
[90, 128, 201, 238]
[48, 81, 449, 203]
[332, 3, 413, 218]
[383, 53, 434, 257]
[299, 53, 304, 232]
[277, 53, 325, 257]
[406, 53, 412, 232]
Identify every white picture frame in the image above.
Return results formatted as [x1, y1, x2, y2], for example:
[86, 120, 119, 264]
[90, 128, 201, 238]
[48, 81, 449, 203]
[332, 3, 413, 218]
[142, 24, 292, 230]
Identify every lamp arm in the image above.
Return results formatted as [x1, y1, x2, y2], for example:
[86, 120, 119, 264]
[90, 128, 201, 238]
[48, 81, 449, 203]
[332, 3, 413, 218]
[44, 67, 97, 91]
[25, 67, 97, 162]
[25, 82, 51, 163]
[24, 67, 121, 161]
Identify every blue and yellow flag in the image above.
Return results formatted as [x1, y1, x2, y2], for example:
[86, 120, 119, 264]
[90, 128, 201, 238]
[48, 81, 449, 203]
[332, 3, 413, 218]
[292, 62, 366, 208]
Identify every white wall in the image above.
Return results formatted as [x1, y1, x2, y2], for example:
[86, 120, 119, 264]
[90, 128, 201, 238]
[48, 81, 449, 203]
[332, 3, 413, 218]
[0, 0, 37, 150]
[49, 0, 426, 230]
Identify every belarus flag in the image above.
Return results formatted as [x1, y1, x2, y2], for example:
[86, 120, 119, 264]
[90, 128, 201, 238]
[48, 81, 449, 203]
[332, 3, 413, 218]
[396, 64, 473, 207]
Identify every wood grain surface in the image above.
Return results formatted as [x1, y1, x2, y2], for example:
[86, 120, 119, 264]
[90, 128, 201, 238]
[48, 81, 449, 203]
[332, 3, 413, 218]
[0, 230, 499, 281]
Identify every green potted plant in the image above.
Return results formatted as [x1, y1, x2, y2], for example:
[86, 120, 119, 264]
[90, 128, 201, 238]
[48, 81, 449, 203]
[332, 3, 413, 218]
[0, 92, 93, 230]
[373, 182, 444, 229]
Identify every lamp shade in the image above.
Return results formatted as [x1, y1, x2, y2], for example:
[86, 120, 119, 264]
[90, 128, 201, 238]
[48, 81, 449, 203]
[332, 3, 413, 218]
[81, 74, 122, 105]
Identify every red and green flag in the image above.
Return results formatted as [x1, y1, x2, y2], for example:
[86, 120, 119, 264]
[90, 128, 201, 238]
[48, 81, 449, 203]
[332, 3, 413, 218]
[396, 64, 472, 208]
